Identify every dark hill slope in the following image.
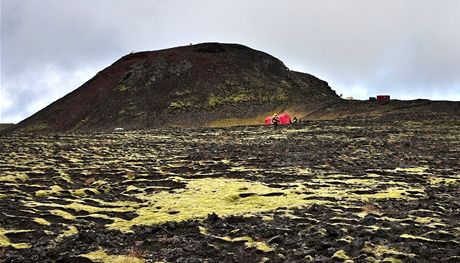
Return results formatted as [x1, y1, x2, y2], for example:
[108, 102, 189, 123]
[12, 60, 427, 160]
[14, 43, 340, 133]
[0, 123, 15, 131]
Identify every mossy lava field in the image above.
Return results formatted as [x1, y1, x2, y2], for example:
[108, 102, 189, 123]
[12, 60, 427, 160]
[1, 117, 459, 262]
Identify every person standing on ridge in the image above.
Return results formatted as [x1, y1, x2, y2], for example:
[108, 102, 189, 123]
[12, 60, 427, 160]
[272, 113, 280, 129]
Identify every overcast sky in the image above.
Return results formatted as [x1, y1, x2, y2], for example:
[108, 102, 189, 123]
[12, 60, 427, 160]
[1, 0, 460, 123]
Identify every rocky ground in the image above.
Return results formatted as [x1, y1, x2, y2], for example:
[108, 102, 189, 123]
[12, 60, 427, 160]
[1, 116, 459, 262]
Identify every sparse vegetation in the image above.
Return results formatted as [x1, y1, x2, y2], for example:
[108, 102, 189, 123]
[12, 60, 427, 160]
[117, 84, 129, 91]
[1, 116, 459, 261]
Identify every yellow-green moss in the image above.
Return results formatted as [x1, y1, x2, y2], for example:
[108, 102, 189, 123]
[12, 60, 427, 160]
[304, 179, 425, 201]
[125, 185, 140, 192]
[198, 226, 208, 235]
[207, 94, 222, 107]
[207, 92, 252, 108]
[25, 199, 138, 219]
[72, 188, 100, 197]
[413, 216, 441, 224]
[0, 174, 29, 183]
[92, 180, 111, 193]
[217, 236, 273, 252]
[34, 218, 51, 225]
[64, 201, 136, 214]
[109, 178, 310, 232]
[391, 167, 428, 174]
[57, 226, 78, 241]
[262, 215, 274, 221]
[0, 228, 31, 249]
[50, 209, 76, 220]
[362, 241, 416, 258]
[80, 249, 144, 263]
[399, 234, 435, 242]
[429, 177, 459, 185]
[338, 236, 354, 243]
[61, 173, 73, 183]
[88, 213, 111, 220]
[117, 84, 128, 91]
[101, 173, 426, 232]
[296, 168, 313, 176]
[0, 229, 9, 247]
[125, 171, 136, 180]
[169, 100, 192, 110]
[382, 257, 403, 263]
[332, 250, 350, 260]
[35, 185, 64, 197]
[44, 230, 54, 235]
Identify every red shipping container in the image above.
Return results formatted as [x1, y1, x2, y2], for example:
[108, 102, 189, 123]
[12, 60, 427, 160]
[377, 95, 390, 101]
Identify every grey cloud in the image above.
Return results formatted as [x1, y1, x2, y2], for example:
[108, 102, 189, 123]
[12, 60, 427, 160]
[1, 0, 460, 123]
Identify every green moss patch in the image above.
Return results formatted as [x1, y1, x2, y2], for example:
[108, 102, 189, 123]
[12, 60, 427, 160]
[80, 249, 144, 263]
[217, 236, 273, 252]
[0, 174, 29, 183]
[50, 209, 76, 220]
[109, 178, 310, 232]
[35, 185, 64, 197]
[34, 218, 51, 226]
[0, 228, 31, 249]
[331, 249, 350, 260]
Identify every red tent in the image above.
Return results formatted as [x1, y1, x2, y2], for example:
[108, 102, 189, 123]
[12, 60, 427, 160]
[264, 113, 292, 125]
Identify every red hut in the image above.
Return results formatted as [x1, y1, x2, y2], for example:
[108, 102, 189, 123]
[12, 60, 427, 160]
[264, 113, 292, 125]
[377, 95, 390, 101]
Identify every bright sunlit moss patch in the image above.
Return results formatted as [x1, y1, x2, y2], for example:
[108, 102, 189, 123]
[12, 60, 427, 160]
[399, 234, 436, 242]
[382, 257, 403, 263]
[80, 249, 144, 263]
[58, 201, 130, 214]
[413, 216, 442, 225]
[34, 218, 51, 225]
[218, 236, 273, 252]
[198, 226, 208, 235]
[332, 250, 350, 260]
[262, 215, 274, 221]
[305, 181, 425, 202]
[0, 228, 31, 249]
[25, 199, 138, 215]
[50, 209, 76, 220]
[35, 185, 64, 197]
[105, 173, 427, 232]
[296, 168, 313, 176]
[72, 188, 100, 197]
[109, 178, 310, 232]
[57, 226, 78, 241]
[338, 236, 354, 244]
[362, 241, 416, 259]
[391, 167, 428, 174]
[0, 174, 29, 183]
[429, 177, 459, 185]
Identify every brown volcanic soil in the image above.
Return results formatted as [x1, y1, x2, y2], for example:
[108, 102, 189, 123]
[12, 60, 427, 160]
[12, 43, 340, 133]
[1, 113, 459, 262]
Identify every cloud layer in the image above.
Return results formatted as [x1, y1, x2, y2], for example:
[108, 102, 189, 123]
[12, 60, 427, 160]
[2, 0, 460, 123]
